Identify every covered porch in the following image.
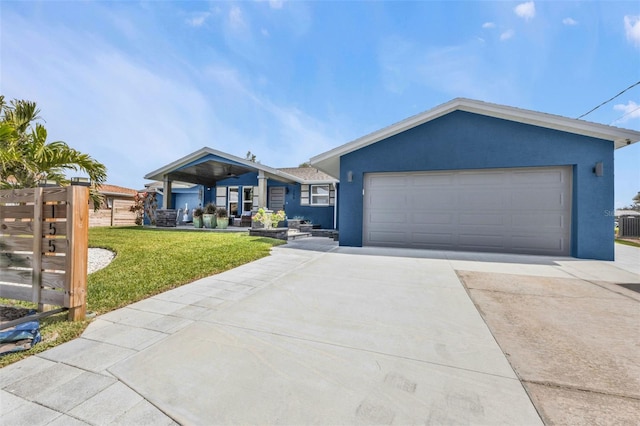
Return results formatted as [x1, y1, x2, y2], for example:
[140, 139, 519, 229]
[144, 147, 303, 223]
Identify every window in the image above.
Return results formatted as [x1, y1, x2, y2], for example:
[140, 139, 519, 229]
[300, 184, 335, 206]
[242, 187, 253, 213]
[311, 184, 330, 205]
[228, 187, 239, 216]
[216, 187, 227, 209]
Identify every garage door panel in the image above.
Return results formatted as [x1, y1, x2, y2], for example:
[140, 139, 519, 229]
[367, 231, 410, 245]
[459, 191, 506, 210]
[369, 192, 406, 208]
[368, 174, 407, 187]
[458, 172, 506, 185]
[459, 234, 505, 249]
[511, 213, 565, 229]
[368, 211, 407, 225]
[411, 232, 454, 246]
[410, 173, 455, 186]
[510, 169, 566, 185]
[511, 234, 565, 252]
[459, 213, 505, 226]
[363, 167, 572, 256]
[512, 190, 566, 210]
[411, 212, 453, 225]
[411, 192, 456, 209]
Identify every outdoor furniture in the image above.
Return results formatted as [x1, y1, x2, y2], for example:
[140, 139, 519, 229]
[240, 211, 252, 227]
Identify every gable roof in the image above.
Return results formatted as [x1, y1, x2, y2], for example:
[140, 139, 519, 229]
[277, 167, 338, 183]
[310, 98, 640, 178]
[144, 147, 305, 184]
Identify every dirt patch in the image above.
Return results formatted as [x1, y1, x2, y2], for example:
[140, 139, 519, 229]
[0, 306, 33, 324]
[457, 270, 640, 425]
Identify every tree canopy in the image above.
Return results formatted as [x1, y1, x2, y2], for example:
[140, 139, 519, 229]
[0, 96, 107, 207]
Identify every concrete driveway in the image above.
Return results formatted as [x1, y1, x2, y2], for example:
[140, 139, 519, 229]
[2, 238, 638, 425]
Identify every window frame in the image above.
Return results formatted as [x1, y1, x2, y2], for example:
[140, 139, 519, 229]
[310, 184, 330, 206]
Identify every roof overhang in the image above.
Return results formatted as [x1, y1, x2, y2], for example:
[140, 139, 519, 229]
[144, 147, 304, 185]
[310, 98, 640, 178]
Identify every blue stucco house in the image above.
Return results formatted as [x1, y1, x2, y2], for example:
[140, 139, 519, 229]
[144, 148, 337, 229]
[310, 98, 640, 260]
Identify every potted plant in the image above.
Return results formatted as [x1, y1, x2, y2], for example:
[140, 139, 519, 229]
[216, 207, 229, 229]
[193, 207, 204, 228]
[203, 203, 216, 228]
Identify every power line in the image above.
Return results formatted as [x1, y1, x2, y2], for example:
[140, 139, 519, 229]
[577, 80, 640, 119]
[610, 105, 640, 125]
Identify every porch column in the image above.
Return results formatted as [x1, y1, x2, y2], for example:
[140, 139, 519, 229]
[257, 170, 267, 208]
[162, 176, 172, 209]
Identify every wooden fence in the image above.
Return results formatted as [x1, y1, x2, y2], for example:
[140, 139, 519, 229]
[89, 198, 137, 227]
[0, 186, 89, 321]
[619, 217, 640, 238]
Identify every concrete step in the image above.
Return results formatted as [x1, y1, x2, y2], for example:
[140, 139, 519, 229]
[288, 232, 312, 240]
[310, 229, 339, 240]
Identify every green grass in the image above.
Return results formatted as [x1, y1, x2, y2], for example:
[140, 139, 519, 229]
[1, 227, 284, 367]
[615, 238, 640, 248]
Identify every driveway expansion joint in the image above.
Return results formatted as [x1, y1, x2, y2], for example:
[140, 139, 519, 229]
[204, 319, 523, 382]
[522, 379, 640, 401]
[468, 287, 625, 300]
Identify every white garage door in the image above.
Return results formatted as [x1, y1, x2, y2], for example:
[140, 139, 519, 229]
[363, 167, 572, 256]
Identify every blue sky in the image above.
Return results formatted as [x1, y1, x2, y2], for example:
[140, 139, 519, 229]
[1, 1, 639, 207]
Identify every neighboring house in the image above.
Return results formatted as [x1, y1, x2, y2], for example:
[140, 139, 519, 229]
[89, 184, 138, 227]
[144, 148, 337, 229]
[615, 210, 640, 217]
[310, 98, 640, 261]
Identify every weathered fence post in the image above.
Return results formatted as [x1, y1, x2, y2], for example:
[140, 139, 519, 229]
[32, 187, 44, 308]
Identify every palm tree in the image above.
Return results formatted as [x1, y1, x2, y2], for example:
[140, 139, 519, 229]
[0, 96, 107, 208]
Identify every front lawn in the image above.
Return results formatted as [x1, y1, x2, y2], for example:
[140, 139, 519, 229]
[615, 238, 640, 248]
[1, 227, 284, 367]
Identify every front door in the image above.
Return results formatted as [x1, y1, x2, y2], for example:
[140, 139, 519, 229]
[268, 187, 285, 211]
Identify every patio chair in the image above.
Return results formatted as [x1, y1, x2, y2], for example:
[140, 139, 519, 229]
[240, 211, 252, 227]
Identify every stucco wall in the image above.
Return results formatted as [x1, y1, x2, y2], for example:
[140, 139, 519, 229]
[338, 110, 614, 260]
[157, 179, 335, 229]
[268, 182, 335, 229]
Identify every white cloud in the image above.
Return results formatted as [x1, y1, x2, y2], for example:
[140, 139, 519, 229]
[1, 7, 339, 189]
[269, 0, 284, 9]
[500, 29, 515, 41]
[228, 6, 247, 31]
[562, 17, 577, 26]
[624, 15, 640, 48]
[482, 22, 495, 29]
[186, 12, 211, 27]
[613, 100, 640, 123]
[514, 2, 535, 21]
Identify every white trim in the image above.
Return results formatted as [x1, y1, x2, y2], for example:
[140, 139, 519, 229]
[310, 184, 331, 206]
[301, 184, 310, 205]
[310, 98, 640, 178]
[333, 183, 338, 230]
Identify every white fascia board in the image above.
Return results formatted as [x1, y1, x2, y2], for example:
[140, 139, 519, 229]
[456, 99, 640, 149]
[310, 98, 640, 178]
[301, 178, 339, 184]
